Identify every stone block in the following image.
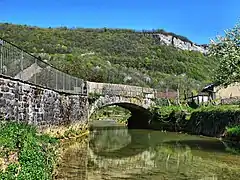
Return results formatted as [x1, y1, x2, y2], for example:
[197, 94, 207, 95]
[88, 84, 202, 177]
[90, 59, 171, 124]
[3, 93, 15, 100]
[1, 86, 9, 92]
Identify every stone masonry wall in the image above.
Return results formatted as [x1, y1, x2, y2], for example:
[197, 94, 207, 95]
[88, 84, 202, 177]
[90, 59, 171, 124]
[0, 75, 88, 128]
[87, 81, 156, 99]
[88, 95, 155, 117]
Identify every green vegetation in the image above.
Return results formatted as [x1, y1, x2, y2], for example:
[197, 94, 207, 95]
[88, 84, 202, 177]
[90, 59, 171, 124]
[150, 105, 240, 137]
[0, 122, 58, 180]
[0, 121, 89, 180]
[222, 125, 240, 153]
[226, 125, 240, 137]
[150, 105, 191, 132]
[0, 23, 217, 93]
[91, 106, 131, 124]
[209, 20, 240, 87]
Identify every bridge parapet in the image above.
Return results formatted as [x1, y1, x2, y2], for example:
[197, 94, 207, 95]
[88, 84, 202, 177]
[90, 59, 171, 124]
[0, 37, 159, 99]
[0, 38, 86, 95]
[87, 81, 156, 99]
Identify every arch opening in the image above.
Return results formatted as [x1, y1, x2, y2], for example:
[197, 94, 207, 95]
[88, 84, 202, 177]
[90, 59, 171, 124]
[89, 102, 152, 129]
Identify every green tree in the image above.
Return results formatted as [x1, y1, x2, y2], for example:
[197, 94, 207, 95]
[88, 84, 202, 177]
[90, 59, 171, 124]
[209, 21, 240, 86]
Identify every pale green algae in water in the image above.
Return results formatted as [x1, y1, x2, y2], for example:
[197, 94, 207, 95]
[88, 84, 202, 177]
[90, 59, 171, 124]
[57, 121, 240, 180]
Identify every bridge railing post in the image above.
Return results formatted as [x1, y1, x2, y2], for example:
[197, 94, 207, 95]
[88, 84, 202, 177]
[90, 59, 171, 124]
[68, 74, 71, 91]
[55, 70, 58, 90]
[63, 72, 65, 91]
[75, 77, 77, 94]
[47, 66, 50, 88]
[34, 58, 37, 84]
[20, 50, 24, 80]
[0, 40, 3, 74]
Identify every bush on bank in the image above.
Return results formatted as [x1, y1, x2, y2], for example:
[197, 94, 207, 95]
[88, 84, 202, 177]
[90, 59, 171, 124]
[0, 121, 89, 180]
[223, 125, 240, 145]
[226, 125, 240, 137]
[187, 105, 240, 137]
[0, 122, 58, 180]
[149, 105, 192, 132]
[150, 105, 240, 138]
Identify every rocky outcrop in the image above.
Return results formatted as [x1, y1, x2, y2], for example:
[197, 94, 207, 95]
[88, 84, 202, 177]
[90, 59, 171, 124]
[152, 33, 208, 54]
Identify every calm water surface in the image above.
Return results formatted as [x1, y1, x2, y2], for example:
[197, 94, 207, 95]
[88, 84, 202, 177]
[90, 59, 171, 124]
[56, 120, 240, 180]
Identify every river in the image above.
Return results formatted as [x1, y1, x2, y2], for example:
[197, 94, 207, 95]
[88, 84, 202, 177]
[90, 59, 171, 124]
[56, 120, 240, 180]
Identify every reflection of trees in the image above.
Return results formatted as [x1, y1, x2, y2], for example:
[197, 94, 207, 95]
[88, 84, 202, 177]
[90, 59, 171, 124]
[89, 128, 150, 158]
[164, 139, 227, 154]
[88, 140, 199, 179]
[90, 128, 131, 152]
[88, 129, 240, 180]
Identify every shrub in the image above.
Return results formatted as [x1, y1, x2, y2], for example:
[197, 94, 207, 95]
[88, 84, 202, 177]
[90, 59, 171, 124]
[0, 122, 59, 180]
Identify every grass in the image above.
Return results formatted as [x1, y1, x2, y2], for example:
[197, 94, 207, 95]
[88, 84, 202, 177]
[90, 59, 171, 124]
[41, 122, 89, 140]
[0, 121, 89, 180]
[0, 122, 59, 179]
[226, 125, 240, 136]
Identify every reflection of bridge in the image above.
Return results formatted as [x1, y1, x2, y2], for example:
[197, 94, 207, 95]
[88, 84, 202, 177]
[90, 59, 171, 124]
[87, 127, 230, 180]
[90, 128, 150, 158]
[0, 38, 157, 128]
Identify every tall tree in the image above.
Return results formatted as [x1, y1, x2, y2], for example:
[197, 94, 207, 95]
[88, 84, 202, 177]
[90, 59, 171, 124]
[209, 21, 240, 86]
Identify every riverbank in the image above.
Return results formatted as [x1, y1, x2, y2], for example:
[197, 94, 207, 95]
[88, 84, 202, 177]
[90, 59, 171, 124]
[2, 104, 240, 179]
[150, 105, 240, 143]
[0, 121, 89, 179]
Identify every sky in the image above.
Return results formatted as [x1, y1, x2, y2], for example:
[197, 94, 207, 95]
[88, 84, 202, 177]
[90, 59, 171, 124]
[1, 0, 239, 44]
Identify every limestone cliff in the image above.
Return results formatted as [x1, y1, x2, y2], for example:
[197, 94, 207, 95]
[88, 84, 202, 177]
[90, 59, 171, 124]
[152, 33, 208, 54]
[141, 33, 208, 54]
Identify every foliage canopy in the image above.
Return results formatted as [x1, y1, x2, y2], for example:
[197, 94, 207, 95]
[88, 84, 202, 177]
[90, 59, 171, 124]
[209, 21, 240, 86]
[0, 23, 217, 93]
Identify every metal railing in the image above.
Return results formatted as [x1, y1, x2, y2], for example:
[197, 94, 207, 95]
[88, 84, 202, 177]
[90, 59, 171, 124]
[0, 38, 176, 100]
[0, 38, 86, 94]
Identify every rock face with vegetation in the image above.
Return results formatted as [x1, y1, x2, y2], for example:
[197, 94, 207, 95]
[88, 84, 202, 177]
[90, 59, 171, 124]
[152, 33, 208, 54]
[0, 23, 217, 94]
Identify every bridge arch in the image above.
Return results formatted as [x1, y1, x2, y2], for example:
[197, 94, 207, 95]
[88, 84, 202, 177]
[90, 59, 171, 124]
[88, 95, 154, 129]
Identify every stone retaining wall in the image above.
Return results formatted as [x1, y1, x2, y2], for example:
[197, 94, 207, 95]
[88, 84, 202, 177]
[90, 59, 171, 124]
[0, 75, 155, 128]
[0, 75, 88, 128]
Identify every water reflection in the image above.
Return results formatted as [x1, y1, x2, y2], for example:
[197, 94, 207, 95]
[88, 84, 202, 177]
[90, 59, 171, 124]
[88, 125, 240, 180]
[164, 139, 227, 153]
[90, 128, 150, 158]
[57, 123, 240, 180]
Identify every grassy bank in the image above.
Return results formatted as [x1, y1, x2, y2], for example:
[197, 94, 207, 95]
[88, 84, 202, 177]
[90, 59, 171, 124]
[150, 105, 240, 138]
[0, 122, 89, 180]
[0, 122, 59, 179]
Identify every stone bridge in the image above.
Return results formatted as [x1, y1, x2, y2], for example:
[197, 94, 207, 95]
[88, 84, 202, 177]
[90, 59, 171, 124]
[87, 82, 156, 128]
[0, 38, 156, 128]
